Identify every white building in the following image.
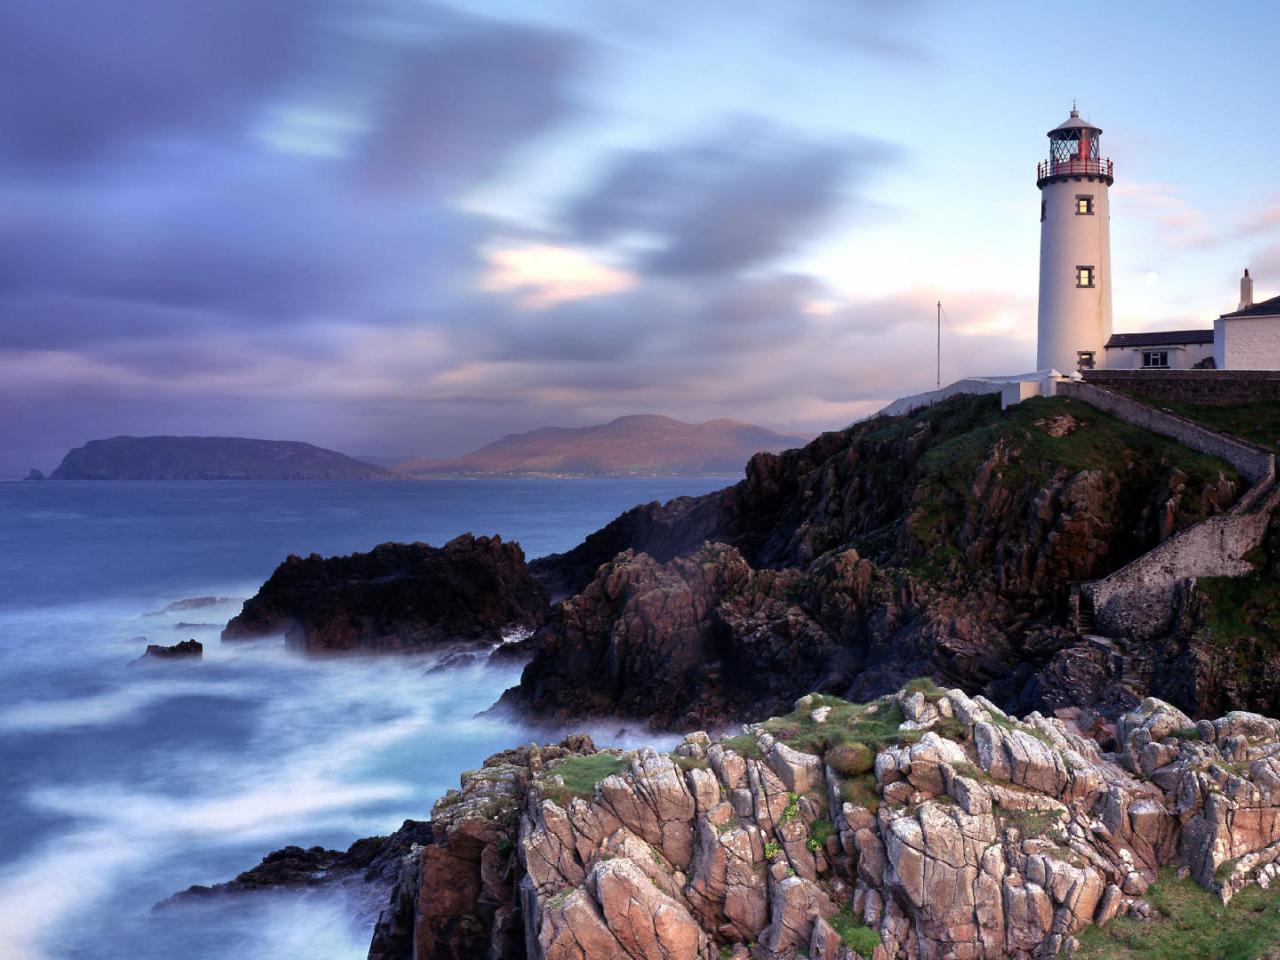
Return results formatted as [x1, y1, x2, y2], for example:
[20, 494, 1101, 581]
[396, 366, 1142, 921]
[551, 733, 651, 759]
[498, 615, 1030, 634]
[1031, 104, 1280, 374]
[1036, 106, 1113, 374]
[1103, 330, 1214, 370]
[1215, 270, 1280, 370]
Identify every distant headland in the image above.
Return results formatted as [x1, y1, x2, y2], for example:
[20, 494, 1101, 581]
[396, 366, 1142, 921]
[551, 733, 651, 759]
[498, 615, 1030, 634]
[48, 436, 398, 481]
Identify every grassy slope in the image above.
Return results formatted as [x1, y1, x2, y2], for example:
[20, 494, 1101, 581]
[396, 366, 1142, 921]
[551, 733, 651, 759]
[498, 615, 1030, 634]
[881, 394, 1240, 580]
[1077, 868, 1280, 960]
[1136, 400, 1280, 455]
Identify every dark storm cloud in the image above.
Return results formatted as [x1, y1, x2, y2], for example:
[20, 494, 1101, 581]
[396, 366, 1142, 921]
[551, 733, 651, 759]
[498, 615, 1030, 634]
[0, 0, 310, 167]
[358, 18, 580, 192]
[0, 0, 584, 339]
[566, 121, 891, 276]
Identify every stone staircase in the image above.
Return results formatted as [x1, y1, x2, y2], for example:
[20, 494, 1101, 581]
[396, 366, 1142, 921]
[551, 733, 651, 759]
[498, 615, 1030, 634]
[1063, 385, 1280, 642]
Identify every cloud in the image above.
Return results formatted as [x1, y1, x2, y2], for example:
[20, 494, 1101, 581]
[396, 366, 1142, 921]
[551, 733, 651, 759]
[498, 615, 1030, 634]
[480, 241, 637, 309]
[0, 0, 311, 168]
[356, 15, 580, 193]
[566, 120, 892, 277]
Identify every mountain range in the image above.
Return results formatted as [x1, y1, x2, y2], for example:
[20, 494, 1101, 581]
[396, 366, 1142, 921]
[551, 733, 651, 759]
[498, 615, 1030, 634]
[395, 414, 805, 477]
[44, 416, 805, 480]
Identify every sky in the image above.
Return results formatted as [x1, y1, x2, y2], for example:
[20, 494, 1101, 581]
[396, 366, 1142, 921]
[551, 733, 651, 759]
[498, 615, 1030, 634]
[3, 0, 1279, 477]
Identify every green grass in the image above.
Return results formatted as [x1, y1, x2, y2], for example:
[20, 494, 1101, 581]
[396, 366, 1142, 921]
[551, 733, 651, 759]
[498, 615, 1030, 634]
[670, 753, 710, 773]
[542, 753, 628, 805]
[1198, 511, 1280, 654]
[993, 802, 1063, 839]
[828, 903, 883, 955]
[1143, 400, 1280, 455]
[839, 774, 880, 814]
[1076, 867, 1280, 960]
[902, 675, 946, 698]
[905, 394, 1241, 582]
[807, 818, 836, 852]
[721, 733, 764, 759]
[988, 710, 1055, 748]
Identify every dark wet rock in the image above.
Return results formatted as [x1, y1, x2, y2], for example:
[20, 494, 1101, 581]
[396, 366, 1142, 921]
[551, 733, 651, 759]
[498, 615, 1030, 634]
[222, 534, 549, 654]
[163, 820, 433, 907]
[512, 395, 1243, 729]
[139, 639, 203, 660]
[23, 468, 45, 482]
[150, 596, 239, 614]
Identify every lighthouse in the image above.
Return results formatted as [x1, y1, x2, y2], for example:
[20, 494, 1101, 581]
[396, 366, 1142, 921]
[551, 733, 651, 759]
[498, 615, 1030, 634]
[1036, 106, 1114, 373]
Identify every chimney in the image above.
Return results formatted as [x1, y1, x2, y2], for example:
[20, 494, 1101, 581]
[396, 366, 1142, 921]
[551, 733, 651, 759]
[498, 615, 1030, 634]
[1240, 268, 1254, 310]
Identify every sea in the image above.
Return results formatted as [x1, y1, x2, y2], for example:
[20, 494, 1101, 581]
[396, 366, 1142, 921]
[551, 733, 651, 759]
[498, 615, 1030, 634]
[0, 477, 730, 960]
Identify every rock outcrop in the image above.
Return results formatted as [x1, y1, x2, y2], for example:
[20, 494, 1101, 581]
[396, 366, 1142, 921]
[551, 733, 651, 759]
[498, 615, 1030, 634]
[163, 819, 433, 933]
[222, 534, 549, 653]
[509, 395, 1244, 728]
[138, 639, 203, 660]
[369, 687, 1280, 960]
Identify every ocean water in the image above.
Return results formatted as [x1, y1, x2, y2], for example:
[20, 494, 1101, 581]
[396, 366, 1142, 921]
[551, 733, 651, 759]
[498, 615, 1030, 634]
[0, 478, 729, 960]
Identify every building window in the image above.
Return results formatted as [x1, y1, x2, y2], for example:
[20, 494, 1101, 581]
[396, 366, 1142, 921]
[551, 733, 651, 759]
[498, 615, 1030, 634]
[1142, 350, 1170, 369]
[1040, 199, 1046, 222]
[1076, 266, 1095, 288]
[1076, 195, 1094, 215]
[1077, 350, 1096, 371]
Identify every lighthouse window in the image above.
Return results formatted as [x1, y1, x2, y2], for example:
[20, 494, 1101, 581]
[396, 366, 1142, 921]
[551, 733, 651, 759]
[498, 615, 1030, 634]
[1142, 350, 1170, 369]
[1076, 266, 1095, 288]
[1076, 195, 1094, 215]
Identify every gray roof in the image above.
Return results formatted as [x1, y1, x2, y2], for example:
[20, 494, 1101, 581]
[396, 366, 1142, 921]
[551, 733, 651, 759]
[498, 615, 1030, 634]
[1105, 329, 1214, 348]
[1049, 108, 1102, 137]
[1220, 294, 1280, 320]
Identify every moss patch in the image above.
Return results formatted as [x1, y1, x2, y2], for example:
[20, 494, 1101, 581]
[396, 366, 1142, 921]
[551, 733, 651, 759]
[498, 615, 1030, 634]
[542, 752, 628, 805]
[1198, 511, 1280, 654]
[1076, 867, 1280, 960]
[829, 903, 883, 955]
[906, 395, 1240, 582]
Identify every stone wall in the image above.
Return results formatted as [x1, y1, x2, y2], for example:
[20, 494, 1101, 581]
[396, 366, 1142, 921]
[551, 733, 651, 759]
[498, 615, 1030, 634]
[877, 373, 1053, 418]
[1083, 369, 1280, 407]
[1063, 379, 1279, 640]
[1086, 509, 1272, 640]
[1057, 380, 1275, 484]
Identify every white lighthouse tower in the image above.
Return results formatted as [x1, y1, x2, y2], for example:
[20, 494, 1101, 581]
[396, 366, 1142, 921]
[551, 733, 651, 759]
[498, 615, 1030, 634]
[1036, 106, 1114, 373]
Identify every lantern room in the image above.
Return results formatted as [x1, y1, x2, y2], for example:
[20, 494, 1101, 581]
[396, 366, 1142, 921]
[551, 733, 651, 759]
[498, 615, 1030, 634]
[1037, 106, 1113, 187]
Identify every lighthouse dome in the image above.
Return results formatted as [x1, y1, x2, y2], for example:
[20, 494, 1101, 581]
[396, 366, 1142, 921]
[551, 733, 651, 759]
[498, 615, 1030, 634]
[1049, 107, 1102, 137]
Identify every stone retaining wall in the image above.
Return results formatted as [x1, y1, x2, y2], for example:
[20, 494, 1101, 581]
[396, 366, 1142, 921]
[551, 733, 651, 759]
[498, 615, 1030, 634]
[1085, 508, 1272, 640]
[1083, 369, 1280, 407]
[1065, 380, 1279, 639]
[1057, 380, 1276, 484]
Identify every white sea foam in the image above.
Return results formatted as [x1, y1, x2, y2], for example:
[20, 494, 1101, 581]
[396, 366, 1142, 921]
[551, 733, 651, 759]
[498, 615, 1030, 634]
[0, 677, 261, 733]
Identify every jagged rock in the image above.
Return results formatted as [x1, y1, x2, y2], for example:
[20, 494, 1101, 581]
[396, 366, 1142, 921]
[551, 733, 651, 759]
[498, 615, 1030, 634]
[222, 534, 548, 653]
[500, 394, 1248, 729]
[360, 690, 1280, 960]
[138, 639, 203, 660]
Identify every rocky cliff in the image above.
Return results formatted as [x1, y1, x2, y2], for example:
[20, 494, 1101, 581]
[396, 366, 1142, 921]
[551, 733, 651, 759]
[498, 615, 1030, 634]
[223, 535, 547, 653]
[50, 435, 398, 480]
[364, 684, 1280, 960]
[510, 394, 1243, 727]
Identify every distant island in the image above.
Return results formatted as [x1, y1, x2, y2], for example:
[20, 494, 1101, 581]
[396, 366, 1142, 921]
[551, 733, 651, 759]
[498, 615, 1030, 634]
[49, 436, 398, 481]
[43, 416, 806, 481]
[394, 414, 807, 477]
